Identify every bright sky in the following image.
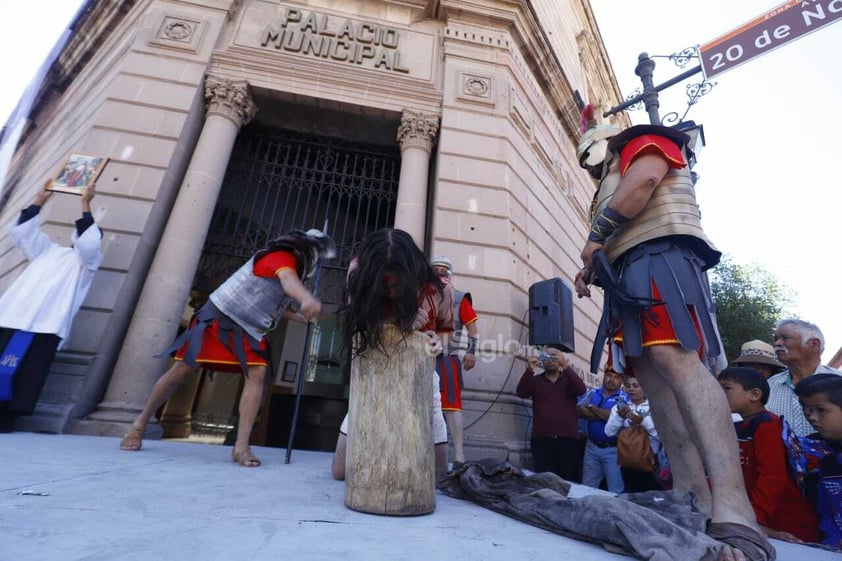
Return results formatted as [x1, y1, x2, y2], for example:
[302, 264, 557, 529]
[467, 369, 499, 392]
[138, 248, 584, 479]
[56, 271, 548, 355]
[1, 1, 840, 358]
[591, 0, 842, 360]
[0, 1, 83, 126]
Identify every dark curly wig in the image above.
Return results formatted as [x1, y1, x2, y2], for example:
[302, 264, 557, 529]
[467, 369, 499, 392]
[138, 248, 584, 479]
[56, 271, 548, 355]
[341, 228, 443, 356]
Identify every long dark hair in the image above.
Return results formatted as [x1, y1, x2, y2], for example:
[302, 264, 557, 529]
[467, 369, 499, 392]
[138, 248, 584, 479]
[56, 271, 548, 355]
[341, 228, 442, 356]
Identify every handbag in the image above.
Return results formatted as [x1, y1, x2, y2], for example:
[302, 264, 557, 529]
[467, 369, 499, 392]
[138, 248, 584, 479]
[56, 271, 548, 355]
[616, 420, 655, 473]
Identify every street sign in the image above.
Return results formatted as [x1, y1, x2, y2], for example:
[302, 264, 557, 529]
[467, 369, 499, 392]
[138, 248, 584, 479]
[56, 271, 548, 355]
[699, 0, 842, 79]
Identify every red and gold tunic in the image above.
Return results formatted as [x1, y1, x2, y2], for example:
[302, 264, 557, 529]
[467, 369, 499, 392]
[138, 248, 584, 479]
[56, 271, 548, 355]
[174, 251, 297, 372]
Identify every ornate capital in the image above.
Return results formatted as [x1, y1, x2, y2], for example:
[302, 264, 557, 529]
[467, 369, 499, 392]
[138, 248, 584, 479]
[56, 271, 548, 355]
[397, 110, 440, 153]
[204, 75, 257, 128]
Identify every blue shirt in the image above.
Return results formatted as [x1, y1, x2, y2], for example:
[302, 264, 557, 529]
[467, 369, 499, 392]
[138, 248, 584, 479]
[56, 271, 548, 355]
[802, 435, 842, 548]
[577, 388, 595, 436]
[585, 388, 627, 444]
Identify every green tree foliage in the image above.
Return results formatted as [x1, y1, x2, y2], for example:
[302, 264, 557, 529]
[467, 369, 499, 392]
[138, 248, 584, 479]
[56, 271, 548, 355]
[710, 256, 794, 362]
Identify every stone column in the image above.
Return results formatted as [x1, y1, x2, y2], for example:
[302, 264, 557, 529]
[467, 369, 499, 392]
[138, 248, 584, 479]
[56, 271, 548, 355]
[80, 76, 257, 436]
[394, 110, 439, 247]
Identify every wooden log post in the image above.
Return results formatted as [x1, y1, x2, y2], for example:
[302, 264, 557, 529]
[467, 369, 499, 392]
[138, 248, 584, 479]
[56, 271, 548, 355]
[344, 326, 435, 515]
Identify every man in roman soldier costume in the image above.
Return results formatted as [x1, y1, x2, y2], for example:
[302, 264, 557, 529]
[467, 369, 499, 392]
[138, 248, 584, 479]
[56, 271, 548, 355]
[430, 255, 479, 466]
[120, 229, 336, 468]
[574, 105, 774, 561]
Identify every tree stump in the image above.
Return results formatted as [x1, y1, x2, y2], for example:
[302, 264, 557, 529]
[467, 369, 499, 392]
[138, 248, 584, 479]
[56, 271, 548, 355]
[345, 326, 435, 515]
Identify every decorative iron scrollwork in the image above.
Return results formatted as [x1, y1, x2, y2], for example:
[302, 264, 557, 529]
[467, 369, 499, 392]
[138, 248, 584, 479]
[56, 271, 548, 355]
[610, 50, 717, 126]
[686, 80, 716, 104]
[659, 76, 717, 126]
[624, 88, 644, 112]
[669, 46, 699, 69]
[661, 112, 681, 126]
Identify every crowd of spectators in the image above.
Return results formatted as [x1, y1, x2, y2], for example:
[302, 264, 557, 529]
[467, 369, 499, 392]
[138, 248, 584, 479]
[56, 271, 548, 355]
[516, 319, 841, 549]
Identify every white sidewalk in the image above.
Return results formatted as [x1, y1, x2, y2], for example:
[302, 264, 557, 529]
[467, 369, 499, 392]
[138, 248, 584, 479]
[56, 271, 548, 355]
[0, 433, 833, 561]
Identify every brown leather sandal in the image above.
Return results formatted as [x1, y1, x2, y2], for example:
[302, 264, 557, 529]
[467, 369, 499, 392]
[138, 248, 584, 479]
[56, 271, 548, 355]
[119, 426, 144, 451]
[231, 447, 261, 467]
[707, 522, 775, 561]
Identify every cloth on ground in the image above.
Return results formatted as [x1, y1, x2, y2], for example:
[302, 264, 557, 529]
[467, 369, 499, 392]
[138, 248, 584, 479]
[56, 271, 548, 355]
[438, 459, 723, 561]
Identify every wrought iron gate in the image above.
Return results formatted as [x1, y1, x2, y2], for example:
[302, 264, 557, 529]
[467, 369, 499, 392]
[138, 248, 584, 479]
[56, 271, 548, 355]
[196, 125, 401, 304]
[187, 125, 400, 446]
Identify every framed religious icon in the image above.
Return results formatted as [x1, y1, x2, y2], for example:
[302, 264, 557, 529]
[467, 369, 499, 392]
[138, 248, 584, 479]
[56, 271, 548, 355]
[47, 151, 109, 195]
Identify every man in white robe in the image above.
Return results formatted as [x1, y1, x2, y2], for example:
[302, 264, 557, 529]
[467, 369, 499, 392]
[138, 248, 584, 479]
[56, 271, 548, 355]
[0, 183, 102, 431]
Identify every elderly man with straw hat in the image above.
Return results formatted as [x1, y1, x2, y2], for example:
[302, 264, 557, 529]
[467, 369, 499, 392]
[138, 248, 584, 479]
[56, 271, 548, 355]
[731, 340, 785, 379]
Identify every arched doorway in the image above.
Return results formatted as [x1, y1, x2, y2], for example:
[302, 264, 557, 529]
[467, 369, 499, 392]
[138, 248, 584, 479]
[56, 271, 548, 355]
[170, 114, 401, 451]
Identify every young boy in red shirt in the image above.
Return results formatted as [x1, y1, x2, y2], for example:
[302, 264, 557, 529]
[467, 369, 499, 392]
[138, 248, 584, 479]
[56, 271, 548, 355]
[718, 366, 821, 543]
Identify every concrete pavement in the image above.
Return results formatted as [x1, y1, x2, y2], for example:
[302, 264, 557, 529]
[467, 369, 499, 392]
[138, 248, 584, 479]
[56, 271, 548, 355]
[0, 433, 834, 561]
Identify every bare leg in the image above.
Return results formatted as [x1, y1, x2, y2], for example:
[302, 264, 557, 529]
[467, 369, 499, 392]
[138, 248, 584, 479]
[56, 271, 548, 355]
[120, 361, 195, 450]
[630, 353, 712, 516]
[231, 364, 266, 467]
[642, 345, 755, 528]
[444, 410, 465, 463]
[332, 433, 347, 480]
[435, 442, 447, 481]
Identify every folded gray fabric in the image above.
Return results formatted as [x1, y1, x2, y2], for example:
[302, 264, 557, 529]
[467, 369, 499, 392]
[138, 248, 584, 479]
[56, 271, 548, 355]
[439, 459, 723, 561]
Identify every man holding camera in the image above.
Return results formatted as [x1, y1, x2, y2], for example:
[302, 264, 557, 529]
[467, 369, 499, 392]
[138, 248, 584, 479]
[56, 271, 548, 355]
[516, 346, 587, 481]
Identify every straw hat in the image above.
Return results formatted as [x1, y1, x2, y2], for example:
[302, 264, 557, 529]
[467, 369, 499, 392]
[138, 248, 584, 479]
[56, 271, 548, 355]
[732, 340, 785, 370]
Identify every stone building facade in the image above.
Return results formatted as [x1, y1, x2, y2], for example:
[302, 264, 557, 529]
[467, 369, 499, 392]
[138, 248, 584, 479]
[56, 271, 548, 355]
[0, 0, 627, 465]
